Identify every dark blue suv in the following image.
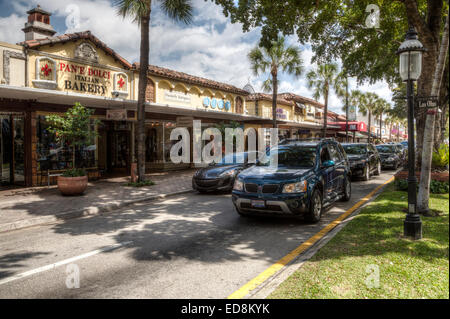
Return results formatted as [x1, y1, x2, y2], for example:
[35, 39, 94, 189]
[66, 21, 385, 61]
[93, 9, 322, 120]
[232, 139, 351, 222]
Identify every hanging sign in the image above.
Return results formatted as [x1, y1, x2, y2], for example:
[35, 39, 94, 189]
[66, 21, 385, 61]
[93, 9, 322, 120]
[211, 98, 218, 109]
[106, 109, 127, 121]
[347, 105, 357, 121]
[203, 97, 211, 108]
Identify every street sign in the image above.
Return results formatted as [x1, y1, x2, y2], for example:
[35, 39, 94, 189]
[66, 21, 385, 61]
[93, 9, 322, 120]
[415, 96, 439, 108]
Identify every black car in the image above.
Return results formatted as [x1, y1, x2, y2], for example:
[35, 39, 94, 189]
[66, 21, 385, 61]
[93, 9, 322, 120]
[192, 151, 261, 193]
[232, 139, 351, 223]
[376, 144, 403, 170]
[342, 143, 381, 181]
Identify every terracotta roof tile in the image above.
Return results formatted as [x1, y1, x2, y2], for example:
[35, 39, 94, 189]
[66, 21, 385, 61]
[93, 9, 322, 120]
[19, 31, 132, 69]
[246, 93, 293, 106]
[134, 63, 249, 95]
[279, 92, 324, 109]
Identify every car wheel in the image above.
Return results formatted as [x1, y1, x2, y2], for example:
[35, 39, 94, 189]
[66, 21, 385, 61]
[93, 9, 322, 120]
[305, 189, 323, 223]
[362, 164, 370, 181]
[341, 175, 351, 202]
[374, 161, 381, 176]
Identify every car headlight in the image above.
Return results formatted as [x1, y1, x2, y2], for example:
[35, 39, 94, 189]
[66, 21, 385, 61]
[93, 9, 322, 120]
[233, 179, 243, 191]
[282, 181, 307, 193]
[221, 169, 237, 177]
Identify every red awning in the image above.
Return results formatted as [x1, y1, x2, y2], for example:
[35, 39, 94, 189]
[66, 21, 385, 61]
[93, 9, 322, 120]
[327, 121, 367, 132]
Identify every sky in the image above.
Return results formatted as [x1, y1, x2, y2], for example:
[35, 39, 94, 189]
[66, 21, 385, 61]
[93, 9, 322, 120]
[0, 0, 393, 115]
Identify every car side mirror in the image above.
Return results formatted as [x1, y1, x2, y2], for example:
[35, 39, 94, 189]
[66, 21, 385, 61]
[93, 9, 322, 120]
[322, 160, 335, 168]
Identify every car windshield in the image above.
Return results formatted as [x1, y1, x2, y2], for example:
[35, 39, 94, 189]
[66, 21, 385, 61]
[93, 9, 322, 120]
[343, 144, 367, 155]
[376, 145, 396, 153]
[258, 146, 316, 168]
[219, 152, 247, 165]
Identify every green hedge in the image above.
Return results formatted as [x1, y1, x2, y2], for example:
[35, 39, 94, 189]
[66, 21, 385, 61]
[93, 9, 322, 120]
[395, 179, 449, 194]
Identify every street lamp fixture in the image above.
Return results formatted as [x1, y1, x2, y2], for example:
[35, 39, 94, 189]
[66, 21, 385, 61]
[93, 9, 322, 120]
[396, 26, 425, 240]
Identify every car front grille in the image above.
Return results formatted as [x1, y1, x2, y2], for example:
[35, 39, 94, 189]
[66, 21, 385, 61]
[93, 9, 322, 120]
[262, 184, 279, 194]
[245, 183, 258, 193]
[194, 178, 219, 187]
[244, 183, 279, 194]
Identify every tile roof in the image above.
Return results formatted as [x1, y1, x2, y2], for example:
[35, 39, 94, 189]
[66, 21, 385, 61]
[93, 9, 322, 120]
[279, 92, 324, 109]
[133, 63, 249, 96]
[245, 93, 293, 106]
[18, 31, 132, 69]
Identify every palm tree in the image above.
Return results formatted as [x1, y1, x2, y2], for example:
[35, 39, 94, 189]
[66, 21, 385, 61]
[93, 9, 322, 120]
[384, 115, 396, 142]
[248, 37, 303, 128]
[115, 0, 193, 182]
[306, 63, 340, 138]
[374, 99, 391, 140]
[355, 92, 381, 144]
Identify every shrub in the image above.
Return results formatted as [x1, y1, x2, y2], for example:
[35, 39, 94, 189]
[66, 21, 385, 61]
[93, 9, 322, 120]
[430, 180, 449, 194]
[432, 144, 449, 169]
[62, 168, 86, 177]
[124, 180, 155, 187]
[395, 179, 449, 194]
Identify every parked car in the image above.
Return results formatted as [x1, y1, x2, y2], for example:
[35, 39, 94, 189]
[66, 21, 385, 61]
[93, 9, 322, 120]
[232, 139, 351, 223]
[394, 143, 407, 162]
[342, 143, 381, 181]
[376, 144, 403, 169]
[192, 151, 261, 193]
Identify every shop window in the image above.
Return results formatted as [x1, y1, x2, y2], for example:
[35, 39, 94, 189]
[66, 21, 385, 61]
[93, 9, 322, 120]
[145, 121, 179, 163]
[36, 115, 97, 171]
[235, 97, 243, 114]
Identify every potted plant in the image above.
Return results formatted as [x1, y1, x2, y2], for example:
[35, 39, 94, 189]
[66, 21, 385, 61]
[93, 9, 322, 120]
[46, 103, 99, 195]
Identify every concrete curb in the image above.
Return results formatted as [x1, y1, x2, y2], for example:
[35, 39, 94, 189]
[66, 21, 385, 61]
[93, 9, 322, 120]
[0, 189, 194, 234]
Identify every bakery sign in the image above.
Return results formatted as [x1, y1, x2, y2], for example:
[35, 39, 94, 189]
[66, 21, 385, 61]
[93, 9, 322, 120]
[32, 43, 129, 98]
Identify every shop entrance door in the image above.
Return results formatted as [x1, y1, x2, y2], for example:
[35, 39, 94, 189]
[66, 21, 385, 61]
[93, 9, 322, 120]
[0, 114, 25, 186]
[107, 130, 131, 175]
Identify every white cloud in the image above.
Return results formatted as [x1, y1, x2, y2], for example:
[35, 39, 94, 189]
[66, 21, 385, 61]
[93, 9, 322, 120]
[0, 13, 25, 44]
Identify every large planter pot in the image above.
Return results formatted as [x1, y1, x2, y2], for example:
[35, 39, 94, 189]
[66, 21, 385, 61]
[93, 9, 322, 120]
[57, 175, 88, 196]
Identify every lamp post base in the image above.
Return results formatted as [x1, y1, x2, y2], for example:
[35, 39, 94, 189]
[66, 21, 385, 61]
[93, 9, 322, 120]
[404, 215, 422, 240]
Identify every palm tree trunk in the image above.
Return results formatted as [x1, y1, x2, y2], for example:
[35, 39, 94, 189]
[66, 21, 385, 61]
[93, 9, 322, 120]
[367, 111, 371, 144]
[397, 123, 400, 141]
[323, 87, 328, 138]
[418, 14, 449, 214]
[389, 123, 392, 141]
[379, 115, 382, 140]
[136, 9, 151, 182]
[272, 72, 278, 129]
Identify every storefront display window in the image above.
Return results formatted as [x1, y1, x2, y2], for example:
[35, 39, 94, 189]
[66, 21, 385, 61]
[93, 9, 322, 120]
[145, 121, 179, 163]
[36, 115, 97, 171]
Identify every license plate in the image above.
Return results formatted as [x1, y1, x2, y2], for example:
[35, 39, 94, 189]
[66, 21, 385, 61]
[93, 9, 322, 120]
[251, 200, 265, 208]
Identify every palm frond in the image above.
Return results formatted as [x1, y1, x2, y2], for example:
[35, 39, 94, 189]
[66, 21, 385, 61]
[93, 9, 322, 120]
[261, 78, 274, 93]
[160, 0, 193, 24]
[114, 0, 149, 24]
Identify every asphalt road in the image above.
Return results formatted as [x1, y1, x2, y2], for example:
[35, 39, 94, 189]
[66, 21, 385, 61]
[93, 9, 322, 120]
[0, 170, 397, 298]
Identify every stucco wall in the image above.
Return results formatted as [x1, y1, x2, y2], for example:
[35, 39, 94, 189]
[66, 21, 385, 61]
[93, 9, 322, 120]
[0, 41, 26, 86]
[149, 75, 246, 114]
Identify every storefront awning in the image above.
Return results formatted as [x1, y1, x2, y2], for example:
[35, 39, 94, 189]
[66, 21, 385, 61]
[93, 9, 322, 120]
[145, 102, 268, 122]
[0, 84, 137, 109]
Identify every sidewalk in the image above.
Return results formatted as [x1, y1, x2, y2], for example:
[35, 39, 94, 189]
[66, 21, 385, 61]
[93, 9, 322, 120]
[0, 169, 195, 233]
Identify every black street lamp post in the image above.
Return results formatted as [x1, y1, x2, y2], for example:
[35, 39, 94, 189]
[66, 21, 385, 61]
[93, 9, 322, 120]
[396, 26, 425, 240]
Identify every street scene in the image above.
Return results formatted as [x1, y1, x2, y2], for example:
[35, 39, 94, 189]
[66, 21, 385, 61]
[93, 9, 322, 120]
[0, 0, 448, 307]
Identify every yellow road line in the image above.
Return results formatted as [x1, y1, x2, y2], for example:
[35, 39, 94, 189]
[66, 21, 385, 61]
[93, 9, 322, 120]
[227, 176, 395, 299]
